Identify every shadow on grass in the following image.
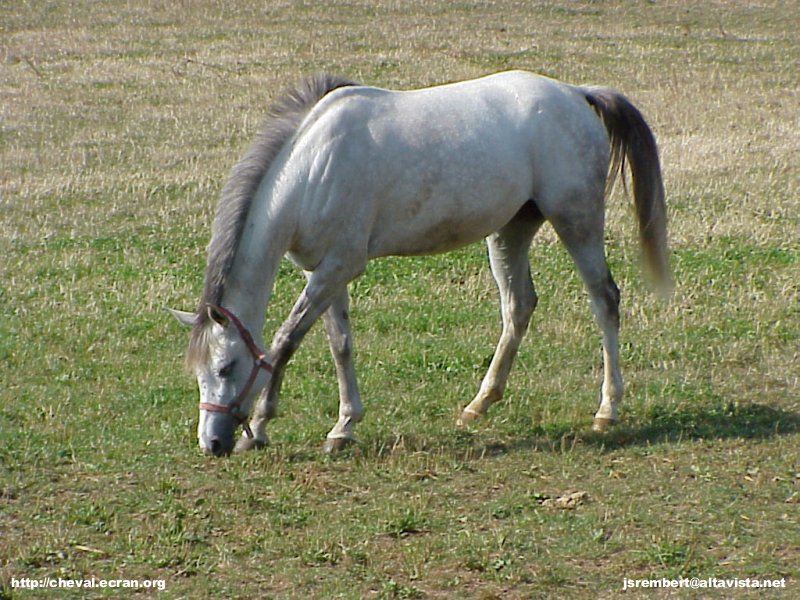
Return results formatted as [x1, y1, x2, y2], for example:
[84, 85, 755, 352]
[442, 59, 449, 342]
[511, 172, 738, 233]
[504, 400, 800, 457]
[222, 400, 800, 465]
[346, 400, 800, 462]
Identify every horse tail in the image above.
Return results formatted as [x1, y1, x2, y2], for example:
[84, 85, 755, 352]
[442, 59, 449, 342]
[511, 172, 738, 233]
[582, 87, 673, 298]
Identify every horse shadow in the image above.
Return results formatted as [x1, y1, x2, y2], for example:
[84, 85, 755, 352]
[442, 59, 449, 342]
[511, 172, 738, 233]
[493, 400, 800, 458]
[345, 400, 800, 462]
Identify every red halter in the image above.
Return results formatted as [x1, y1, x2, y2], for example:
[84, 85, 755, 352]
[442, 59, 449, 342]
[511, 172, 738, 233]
[199, 305, 274, 439]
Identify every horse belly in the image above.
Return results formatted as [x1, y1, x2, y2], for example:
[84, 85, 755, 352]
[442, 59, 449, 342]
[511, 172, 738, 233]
[367, 166, 531, 257]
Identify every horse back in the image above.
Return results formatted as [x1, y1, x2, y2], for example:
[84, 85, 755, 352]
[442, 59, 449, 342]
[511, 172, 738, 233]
[283, 71, 610, 261]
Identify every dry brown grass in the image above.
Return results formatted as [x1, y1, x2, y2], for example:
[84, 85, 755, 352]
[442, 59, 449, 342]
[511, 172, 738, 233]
[1, 1, 798, 598]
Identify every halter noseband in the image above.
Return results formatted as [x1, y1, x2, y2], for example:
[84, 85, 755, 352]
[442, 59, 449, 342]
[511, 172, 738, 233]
[199, 305, 273, 439]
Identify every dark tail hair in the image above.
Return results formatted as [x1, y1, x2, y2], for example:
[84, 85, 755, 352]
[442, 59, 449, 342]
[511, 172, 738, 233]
[583, 87, 673, 297]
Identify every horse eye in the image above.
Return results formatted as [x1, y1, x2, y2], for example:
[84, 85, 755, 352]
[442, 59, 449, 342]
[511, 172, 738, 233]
[217, 361, 237, 379]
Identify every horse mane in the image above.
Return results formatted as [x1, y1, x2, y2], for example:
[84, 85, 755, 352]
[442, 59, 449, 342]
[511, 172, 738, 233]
[187, 73, 357, 369]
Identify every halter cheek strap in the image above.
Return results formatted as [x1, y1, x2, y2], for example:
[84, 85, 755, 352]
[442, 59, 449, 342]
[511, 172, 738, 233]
[199, 305, 274, 439]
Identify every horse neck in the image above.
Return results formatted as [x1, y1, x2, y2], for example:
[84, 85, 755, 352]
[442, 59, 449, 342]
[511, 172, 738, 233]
[221, 184, 297, 336]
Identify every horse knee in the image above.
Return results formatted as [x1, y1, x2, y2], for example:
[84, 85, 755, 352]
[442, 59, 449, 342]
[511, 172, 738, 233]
[327, 330, 351, 361]
[326, 315, 353, 361]
[509, 286, 537, 332]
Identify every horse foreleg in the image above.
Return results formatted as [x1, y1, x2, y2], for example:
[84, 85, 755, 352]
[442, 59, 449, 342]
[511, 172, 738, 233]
[458, 213, 540, 425]
[237, 258, 364, 452]
[235, 277, 314, 453]
[235, 372, 282, 452]
[320, 289, 364, 453]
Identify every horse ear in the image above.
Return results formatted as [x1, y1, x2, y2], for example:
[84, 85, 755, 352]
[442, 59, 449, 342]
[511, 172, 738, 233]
[207, 305, 230, 328]
[166, 308, 197, 327]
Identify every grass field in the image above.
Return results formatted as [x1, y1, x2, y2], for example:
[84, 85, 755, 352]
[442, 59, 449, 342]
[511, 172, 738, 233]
[1, 1, 798, 598]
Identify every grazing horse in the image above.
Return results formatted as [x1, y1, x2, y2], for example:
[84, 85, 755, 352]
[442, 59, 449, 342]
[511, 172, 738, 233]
[169, 70, 671, 457]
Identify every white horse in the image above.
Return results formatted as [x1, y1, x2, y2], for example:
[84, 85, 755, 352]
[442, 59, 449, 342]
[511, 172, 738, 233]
[169, 70, 671, 457]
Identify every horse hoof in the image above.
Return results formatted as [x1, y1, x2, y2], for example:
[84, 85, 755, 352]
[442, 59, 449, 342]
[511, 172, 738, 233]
[456, 409, 482, 427]
[234, 437, 268, 453]
[592, 417, 617, 433]
[323, 437, 355, 454]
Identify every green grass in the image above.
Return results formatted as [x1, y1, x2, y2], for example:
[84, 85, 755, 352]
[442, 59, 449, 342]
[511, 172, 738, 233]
[2, 1, 799, 598]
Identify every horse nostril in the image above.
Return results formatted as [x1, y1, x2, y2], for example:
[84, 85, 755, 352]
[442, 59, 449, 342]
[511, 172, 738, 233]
[210, 438, 223, 456]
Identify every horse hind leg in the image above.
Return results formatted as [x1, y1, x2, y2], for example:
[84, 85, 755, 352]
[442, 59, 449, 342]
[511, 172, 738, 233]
[550, 212, 623, 432]
[458, 204, 543, 425]
[591, 273, 623, 432]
